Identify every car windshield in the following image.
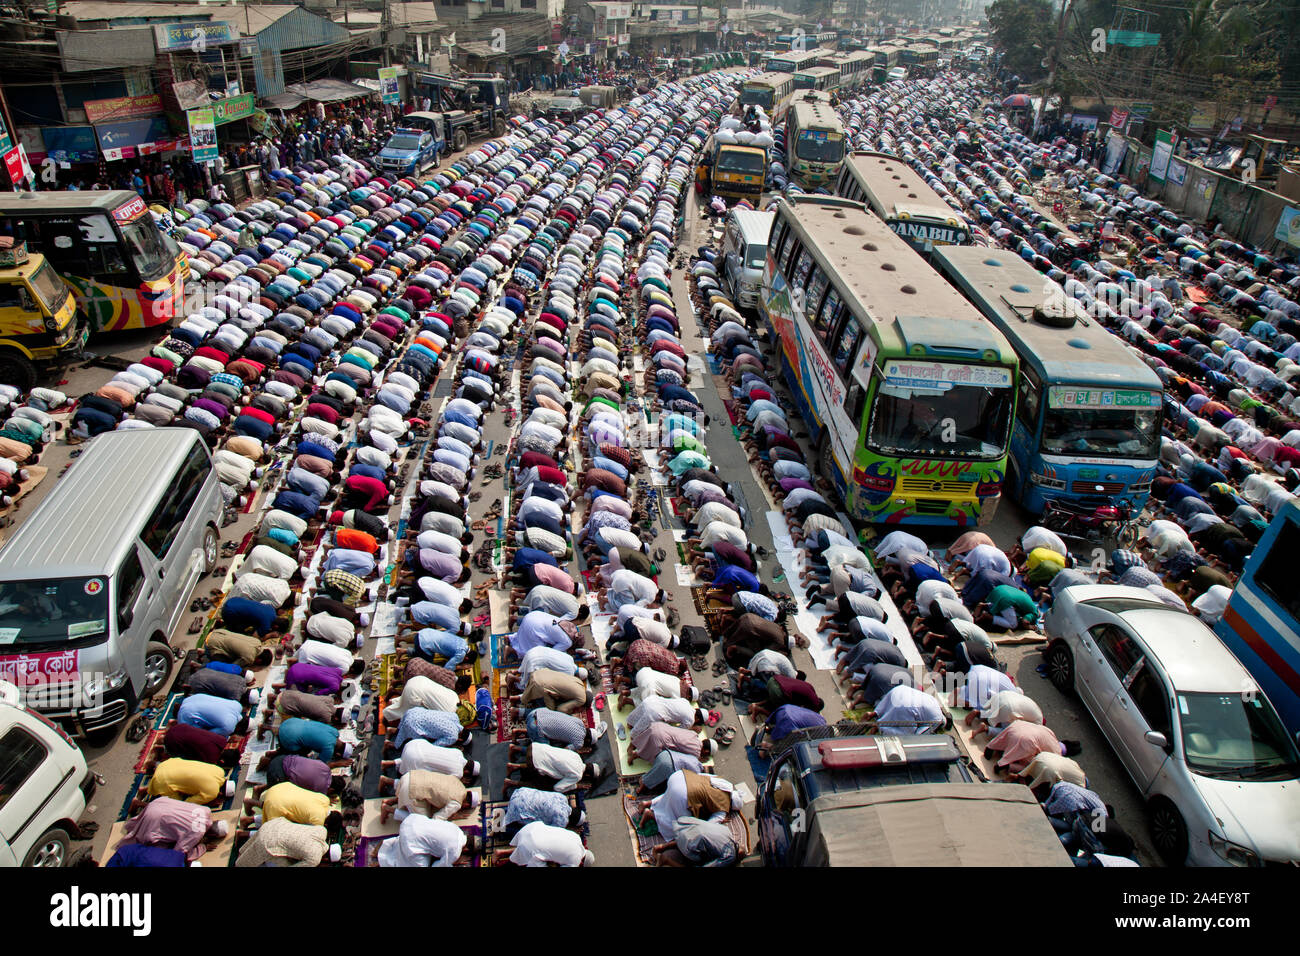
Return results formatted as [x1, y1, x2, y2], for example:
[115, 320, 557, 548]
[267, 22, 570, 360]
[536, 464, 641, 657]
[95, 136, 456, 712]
[1041, 402, 1161, 458]
[118, 218, 171, 282]
[718, 150, 765, 174]
[1178, 692, 1300, 781]
[387, 136, 421, 151]
[744, 242, 766, 269]
[868, 380, 1014, 460]
[27, 260, 67, 312]
[795, 131, 844, 163]
[0, 577, 110, 648]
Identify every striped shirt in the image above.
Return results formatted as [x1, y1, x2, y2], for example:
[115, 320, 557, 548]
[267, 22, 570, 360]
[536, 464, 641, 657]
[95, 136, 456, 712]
[528, 708, 588, 750]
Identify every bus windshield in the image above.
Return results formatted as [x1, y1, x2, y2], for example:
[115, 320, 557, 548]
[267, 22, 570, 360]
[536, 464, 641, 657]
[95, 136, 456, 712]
[796, 131, 844, 163]
[869, 380, 1013, 460]
[1041, 404, 1161, 458]
[718, 150, 766, 174]
[28, 259, 68, 312]
[740, 87, 774, 108]
[119, 217, 171, 281]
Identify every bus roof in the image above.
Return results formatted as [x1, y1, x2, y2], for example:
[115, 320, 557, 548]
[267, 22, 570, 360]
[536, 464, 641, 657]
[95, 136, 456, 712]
[795, 66, 840, 79]
[846, 152, 964, 224]
[0, 428, 202, 579]
[742, 71, 793, 87]
[0, 190, 139, 215]
[931, 245, 1163, 390]
[790, 96, 842, 129]
[779, 196, 1012, 361]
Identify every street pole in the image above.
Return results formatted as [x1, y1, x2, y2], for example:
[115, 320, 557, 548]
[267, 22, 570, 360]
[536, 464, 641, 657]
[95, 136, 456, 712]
[1032, 0, 1073, 138]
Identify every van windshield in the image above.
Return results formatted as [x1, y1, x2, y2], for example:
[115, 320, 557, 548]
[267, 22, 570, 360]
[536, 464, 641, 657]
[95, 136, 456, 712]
[0, 577, 109, 647]
[28, 260, 68, 313]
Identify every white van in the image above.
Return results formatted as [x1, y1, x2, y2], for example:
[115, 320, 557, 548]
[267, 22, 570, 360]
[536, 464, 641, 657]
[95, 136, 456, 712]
[722, 208, 775, 310]
[0, 429, 222, 743]
[0, 681, 94, 866]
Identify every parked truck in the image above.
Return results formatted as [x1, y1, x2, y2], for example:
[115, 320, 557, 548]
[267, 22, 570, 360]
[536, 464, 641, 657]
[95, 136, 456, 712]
[699, 136, 768, 204]
[757, 734, 1073, 866]
[0, 243, 87, 390]
[412, 72, 510, 152]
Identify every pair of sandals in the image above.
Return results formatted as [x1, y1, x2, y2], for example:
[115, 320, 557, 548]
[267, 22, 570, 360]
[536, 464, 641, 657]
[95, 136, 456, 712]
[713, 724, 738, 746]
[698, 686, 732, 707]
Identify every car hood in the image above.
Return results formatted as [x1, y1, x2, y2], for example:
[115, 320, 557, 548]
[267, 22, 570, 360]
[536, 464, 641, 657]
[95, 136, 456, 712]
[1191, 772, 1300, 862]
[379, 148, 415, 159]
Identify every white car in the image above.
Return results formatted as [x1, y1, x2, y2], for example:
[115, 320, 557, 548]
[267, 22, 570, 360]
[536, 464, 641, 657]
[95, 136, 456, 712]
[0, 682, 95, 866]
[1043, 585, 1300, 866]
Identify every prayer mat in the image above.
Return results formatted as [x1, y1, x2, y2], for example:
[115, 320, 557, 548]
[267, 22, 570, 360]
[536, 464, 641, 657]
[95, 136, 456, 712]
[105, 808, 240, 867]
[585, 731, 619, 799]
[993, 628, 1048, 646]
[479, 740, 514, 803]
[0, 465, 47, 533]
[620, 787, 750, 864]
[947, 706, 999, 782]
[721, 398, 740, 426]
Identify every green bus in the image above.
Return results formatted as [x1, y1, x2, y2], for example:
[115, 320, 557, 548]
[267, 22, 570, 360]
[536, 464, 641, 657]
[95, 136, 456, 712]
[787, 95, 846, 189]
[760, 196, 1018, 526]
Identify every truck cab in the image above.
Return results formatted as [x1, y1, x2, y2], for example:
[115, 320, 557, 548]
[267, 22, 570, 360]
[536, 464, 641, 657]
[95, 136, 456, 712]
[0, 245, 87, 391]
[375, 127, 441, 176]
[758, 734, 1072, 866]
[708, 141, 768, 203]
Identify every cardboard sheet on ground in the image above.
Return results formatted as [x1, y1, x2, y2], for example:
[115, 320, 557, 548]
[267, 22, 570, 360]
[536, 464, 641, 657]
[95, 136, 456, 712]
[104, 808, 240, 866]
[489, 589, 512, 636]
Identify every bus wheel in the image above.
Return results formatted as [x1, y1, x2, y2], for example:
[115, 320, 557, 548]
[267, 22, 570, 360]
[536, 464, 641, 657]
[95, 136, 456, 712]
[817, 436, 837, 486]
[0, 351, 37, 392]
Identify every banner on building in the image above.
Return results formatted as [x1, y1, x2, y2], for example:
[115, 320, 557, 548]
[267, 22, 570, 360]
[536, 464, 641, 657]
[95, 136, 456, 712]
[212, 92, 255, 125]
[1187, 106, 1215, 130]
[84, 94, 162, 124]
[1167, 159, 1188, 186]
[1149, 129, 1176, 182]
[154, 21, 236, 52]
[41, 126, 98, 163]
[0, 112, 11, 154]
[378, 67, 400, 105]
[94, 116, 171, 158]
[171, 78, 210, 112]
[1108, 107, 1128, 129]
[188, 107, 218, 163]
[1277, 207, 1300, 248]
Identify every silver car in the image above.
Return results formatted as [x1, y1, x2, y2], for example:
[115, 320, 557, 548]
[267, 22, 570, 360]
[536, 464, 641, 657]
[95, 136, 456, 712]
[1043, 584, 1300, 866]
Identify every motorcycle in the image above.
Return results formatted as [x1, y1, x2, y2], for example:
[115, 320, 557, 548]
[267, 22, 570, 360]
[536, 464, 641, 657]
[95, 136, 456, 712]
[1042, 498, 1138, 549]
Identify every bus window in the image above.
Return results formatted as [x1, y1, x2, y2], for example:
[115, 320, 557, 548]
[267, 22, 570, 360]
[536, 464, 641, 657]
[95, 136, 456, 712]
[1253, 519, 1300, 621]
[846, 379, 867, 427]
[869, 378, 1013, 459]
[806, 267, 830, 322]
[814, 286, 842, 345]
[792, 248, 814, 290]
[1040, 403, 1160, 458]
[1016, 372, 1040, 431]
[771, 222, 792, 267]
[833, 316, 863, 373]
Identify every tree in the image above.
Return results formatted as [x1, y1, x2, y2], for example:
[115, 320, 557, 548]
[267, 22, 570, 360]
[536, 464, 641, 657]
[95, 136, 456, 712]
[986, 0, 1056, 79]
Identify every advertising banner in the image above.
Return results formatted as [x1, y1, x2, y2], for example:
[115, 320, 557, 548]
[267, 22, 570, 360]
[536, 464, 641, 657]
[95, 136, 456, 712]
[187, 107, 218, 163]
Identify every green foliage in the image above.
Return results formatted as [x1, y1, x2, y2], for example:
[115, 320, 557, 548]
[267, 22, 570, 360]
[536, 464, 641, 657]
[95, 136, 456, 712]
[986, 0, 1057, 79]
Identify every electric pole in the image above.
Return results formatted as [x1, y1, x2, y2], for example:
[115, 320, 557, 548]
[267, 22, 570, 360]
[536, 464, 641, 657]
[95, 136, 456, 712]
[1032, 0, 1073, 137]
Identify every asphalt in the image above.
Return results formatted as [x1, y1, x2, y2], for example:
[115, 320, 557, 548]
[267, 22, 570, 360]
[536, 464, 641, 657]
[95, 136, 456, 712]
[3, 136, 1158, 868]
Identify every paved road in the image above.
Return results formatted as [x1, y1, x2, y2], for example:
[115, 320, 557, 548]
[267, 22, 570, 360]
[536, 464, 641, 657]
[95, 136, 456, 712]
[4, 140, 1156, 867]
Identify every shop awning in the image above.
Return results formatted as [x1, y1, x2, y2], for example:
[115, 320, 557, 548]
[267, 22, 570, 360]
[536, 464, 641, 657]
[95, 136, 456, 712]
[290, 78, 376, 104]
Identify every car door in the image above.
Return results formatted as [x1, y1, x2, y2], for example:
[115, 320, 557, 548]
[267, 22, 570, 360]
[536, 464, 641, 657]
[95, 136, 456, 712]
[1079, 623, 1142, 729]
[1104, 654, 1174, 792]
